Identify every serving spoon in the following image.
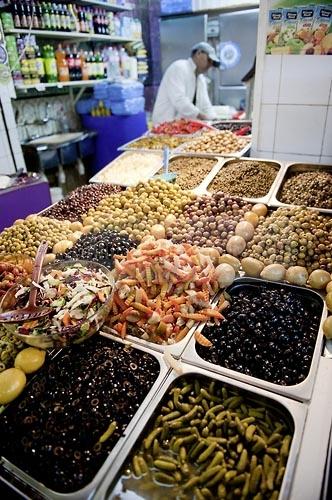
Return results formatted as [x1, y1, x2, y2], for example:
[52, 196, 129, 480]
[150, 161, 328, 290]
[0, 241, 52, 323]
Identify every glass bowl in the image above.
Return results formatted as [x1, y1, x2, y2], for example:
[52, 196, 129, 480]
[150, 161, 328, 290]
[0, 260, 113, 349]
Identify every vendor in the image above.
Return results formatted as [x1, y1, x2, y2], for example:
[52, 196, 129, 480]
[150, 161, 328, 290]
[152, 42, 220, 125]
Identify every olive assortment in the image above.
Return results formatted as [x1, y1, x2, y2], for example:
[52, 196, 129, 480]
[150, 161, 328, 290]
[196, 282, 322, 386]
[167, 192, 253, 254]
[57, 229, 137, 269]
[242, 207, 332, 273]
[111, 375, 293, 499]
[0, 336, 160, 493]
[278, 170, 332, 209]
[42, 184, 122, 222]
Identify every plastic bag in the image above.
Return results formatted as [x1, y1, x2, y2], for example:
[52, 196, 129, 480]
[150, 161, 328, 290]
[110, 97, 145, 116]
[108, 80, 144, 101]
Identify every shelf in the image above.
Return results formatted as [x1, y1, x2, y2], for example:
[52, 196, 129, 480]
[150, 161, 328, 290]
[15, 79, 110, 92]
[4, 29, 134, 43]
[74, 0, 133, 11]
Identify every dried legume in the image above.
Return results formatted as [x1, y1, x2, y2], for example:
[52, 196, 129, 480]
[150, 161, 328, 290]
[208, 160, 279, 199]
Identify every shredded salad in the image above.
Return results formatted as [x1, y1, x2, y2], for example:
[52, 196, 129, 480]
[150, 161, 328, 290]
[5, 263, 111, 343]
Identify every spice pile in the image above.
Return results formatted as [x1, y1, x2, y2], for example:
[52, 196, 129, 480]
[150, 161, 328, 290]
[278, 170, 332, 209]
[208, 160, 279, 199]
[42, 184, 122, 222]
[115, 375, 293, 499]
[107, 238, 234, 344]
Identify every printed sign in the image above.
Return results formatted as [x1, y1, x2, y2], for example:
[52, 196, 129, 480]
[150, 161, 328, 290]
[266, 3, 332, 54]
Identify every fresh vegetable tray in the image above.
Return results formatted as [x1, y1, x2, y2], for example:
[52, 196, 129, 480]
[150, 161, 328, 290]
[94, 364, 306, 500]
[181, 277, 327, 402]
[269, 162, 332, 215]
[0, 336, 169, 500]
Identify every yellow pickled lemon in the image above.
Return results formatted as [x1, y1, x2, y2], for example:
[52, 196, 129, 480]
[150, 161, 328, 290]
[14, 347, 46, 374]
[0, 368, 26, 405]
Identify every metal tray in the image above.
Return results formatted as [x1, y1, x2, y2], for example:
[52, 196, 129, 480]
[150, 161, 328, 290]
[269, 162, 332, 215]
[174, 138, 252, 159]
[211, 120, 252, 135]
[118, 133, 189, 153]
[0, 336, 170, 500]
[204, 157, 284, 205]
[154, 153, 223, 193]
[181, 277, 327, 402]
[93, 363, 307, 500]
[101, 320, 198, 360]
[89, 151, 163, 187]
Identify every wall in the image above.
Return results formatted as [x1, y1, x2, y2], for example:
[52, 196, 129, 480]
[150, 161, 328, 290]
[0, 81, 25, 175]
[251, 1, 332, 163]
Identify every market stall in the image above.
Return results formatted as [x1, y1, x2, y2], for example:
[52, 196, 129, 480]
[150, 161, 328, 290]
[0, 120, 331, 499]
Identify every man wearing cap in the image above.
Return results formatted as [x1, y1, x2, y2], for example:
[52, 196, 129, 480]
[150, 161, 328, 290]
[152, 42, 220, 125]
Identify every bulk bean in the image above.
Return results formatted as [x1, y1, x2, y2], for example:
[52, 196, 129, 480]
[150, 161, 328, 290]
[208, 160, 279, 198]
[279, 170, 332, 209]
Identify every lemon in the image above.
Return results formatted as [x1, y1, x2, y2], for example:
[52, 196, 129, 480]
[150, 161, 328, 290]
[14, 347, 46, 374]
[0, 368, 26, 405]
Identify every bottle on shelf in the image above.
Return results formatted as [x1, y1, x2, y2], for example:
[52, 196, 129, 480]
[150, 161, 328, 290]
[12, 3, 21, 28]
[65, 44, 75, 81]
[55, 43, 69, 82]
[42, 2, 51, 30]
[25, 2, 32, 28]
[80, 50, 89, 81]
[94, 50, 104, 80]
[32, 1, 40, 29]
[20, 1, 28, 29]
[48, 3, 57, 31]
[88, 50, 96, 80]
[43, 44, 57, 83]
[119, 46, 130, 78]
[35, 45, 46, 83]
[68, 4, 78, 32]
[72, 44, 82, 81]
